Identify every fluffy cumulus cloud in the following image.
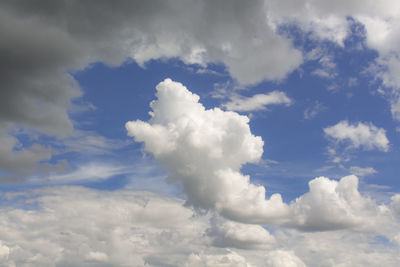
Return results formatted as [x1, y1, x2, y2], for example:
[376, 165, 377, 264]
[288, 175, 394, 232]
[324, 120, 389, 152]
[126, 79, 289, 224]
[126, 79, 399, 237]
[222, 91, 292, 112]
[207, 216, 276, 250]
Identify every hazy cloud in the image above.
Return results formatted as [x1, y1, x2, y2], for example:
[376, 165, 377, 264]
[349, 166, 378, 177]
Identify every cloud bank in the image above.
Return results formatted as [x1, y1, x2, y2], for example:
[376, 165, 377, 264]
[0, 186, 399, 266]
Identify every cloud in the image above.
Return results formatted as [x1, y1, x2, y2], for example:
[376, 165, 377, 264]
[126, 79, 398, 235]
[30, 162, 131, 184]
[0, 0, 302, 136]
[186, 250, 254, 267]
[324, 120, 389, 152]
[126, 79, 290, 224]
[0, 128, 69, 182]
[392, 194, 400, 216]
[58, 130, 127, 155]
[266, 250, 306, 267]
[266, 0, 400, 120]
[0, 186, 208, 266]
[349, 166, 377, 177]
[311, 55, 337, 79]
[0, 0, 305, 177]
[288, 175, 394, 232]
[303, 101, 326, 120]
[0, 186, 398, 266]
[207, 216, 275, 250]
[222, 91, 292, 112]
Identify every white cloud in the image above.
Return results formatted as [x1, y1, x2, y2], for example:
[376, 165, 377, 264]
[186, 250, 254, 267]
[207, 216, 276, 250]
[349, 166, 377, 177]
[266, 0, 400, 120]
[288, 175, 394, 233]
[126, 79, 398, 235]
[0, 186, 209, 266]
[126, 79, 289, 224]
[324, 120, 389, 152]
[84, 251, 108, 262]
[266, 250, 306, 267]
[0, 241, 10, 261]
[222, 91, 292, 112]
[0, 185, 399, 266]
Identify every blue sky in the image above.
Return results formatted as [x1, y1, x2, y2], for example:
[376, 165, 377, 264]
[1, 1, 400, 266]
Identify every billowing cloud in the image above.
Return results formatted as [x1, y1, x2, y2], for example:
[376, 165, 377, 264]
[222, 91, 292, 112]
[126, 79, 289, 224]
[207, 216, 275, 250]
[288, 175, 393, 232]
[324, 120, 389, 152]
[126, 79, 398, 235]
[0, 186, 399, 266]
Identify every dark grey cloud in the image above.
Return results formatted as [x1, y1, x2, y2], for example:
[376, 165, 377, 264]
[0, 0, 302, 178]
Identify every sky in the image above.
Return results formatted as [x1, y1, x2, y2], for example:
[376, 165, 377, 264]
[1, 0, 400, 266]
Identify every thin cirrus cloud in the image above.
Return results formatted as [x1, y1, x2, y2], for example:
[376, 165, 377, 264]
[222, 91, 292, 112]
[126, 79, 399, 236]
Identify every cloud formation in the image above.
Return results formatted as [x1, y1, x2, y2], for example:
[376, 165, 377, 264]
[0, 186, 399, 266]
[126, 79, 399, 236]
[126, 79, 288, 224]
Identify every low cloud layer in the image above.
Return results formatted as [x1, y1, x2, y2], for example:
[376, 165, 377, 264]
[0, 186, 399, 266]
[126, 79, 399, 236]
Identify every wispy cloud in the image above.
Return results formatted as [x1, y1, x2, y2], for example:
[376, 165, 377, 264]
[222, 91, 292, 112]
